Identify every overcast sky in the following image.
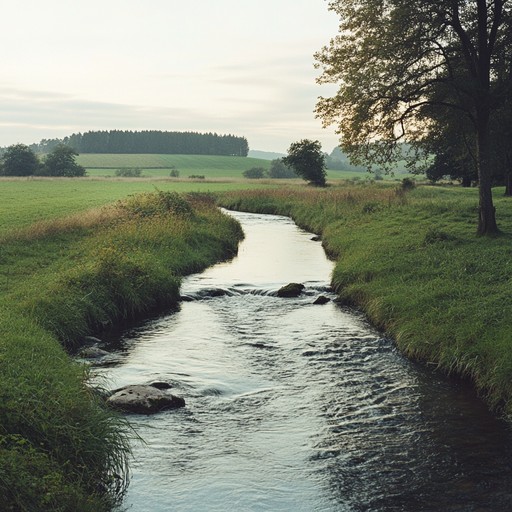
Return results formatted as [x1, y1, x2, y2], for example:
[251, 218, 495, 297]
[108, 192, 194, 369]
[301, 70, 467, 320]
[0, 0, 341, 153]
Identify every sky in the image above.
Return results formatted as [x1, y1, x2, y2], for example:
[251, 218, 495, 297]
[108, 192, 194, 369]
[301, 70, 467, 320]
[0, 0, 341, 154]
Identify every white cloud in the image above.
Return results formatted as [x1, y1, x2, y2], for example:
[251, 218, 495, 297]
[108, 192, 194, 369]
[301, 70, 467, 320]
[0, 1, 341, 153]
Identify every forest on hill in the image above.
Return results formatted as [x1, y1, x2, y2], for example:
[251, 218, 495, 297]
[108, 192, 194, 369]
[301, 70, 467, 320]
[26, 130, 250, 157]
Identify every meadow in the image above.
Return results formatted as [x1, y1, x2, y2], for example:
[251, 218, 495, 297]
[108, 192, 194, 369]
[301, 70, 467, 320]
[0, 177, 275, 234]
[75, 153, 407, 181]
[218, 183, 512, 417]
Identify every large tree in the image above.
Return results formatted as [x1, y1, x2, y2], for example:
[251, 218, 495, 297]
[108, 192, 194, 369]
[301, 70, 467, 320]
[283, 139, 327, 186]
[39, 144, 86, 177]
[315, 0, 512, 235]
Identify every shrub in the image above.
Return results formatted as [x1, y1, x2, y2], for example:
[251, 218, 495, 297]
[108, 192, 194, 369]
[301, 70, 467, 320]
[116, 190, 194, 218]
[268, 158, 297, 179]
[169, 168, 180, 177]
[400, 177, 416, 191]
[115, 168, 143, 177]
[243, 167, 267, 179]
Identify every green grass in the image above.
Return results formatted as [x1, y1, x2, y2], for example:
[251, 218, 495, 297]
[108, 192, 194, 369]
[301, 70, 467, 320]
[0, 190, 244, 510]
[0, 177, 275, 234]
[77, 154, 271, 178]
[218, 183, 512, 417]
[75, 153, 413, 181]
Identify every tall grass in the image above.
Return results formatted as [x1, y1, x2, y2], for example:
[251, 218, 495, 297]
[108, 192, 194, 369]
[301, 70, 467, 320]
[218, 183, 512, 416]
[0, 191, 243, 510]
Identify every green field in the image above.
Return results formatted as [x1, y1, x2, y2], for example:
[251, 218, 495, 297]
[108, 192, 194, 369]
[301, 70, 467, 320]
[75, 153, 411, 181]
[0, 177, 277, 235]
[76, 154, 271, 178]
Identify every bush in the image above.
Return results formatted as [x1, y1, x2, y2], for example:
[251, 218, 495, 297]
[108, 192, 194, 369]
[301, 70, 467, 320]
[188, 175, 205, 179]
[401, 177, 416, 191]
[169, 168, 180, 177]
[115, 168, 143, 177]
[243, 167, 267, 179]
[268, 159, 297, 179]
[117, 190, 194, 218]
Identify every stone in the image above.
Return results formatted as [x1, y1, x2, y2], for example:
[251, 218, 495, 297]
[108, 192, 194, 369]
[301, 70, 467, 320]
[313, 296, 331, 305]
[80, 346, 110, 359]
[148, 381, 173, 390]
[107, 385, 185, 414]
[277, 283, 305, 298]
[311, 235, 322, 242]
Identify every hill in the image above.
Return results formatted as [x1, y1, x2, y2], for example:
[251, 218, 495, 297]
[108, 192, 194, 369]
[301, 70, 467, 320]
[248, 150, 286, 160]
[76, 154, 271, 179]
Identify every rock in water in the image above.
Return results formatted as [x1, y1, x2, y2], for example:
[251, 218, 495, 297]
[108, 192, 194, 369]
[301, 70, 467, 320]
[107, 385, 185, 414]
[277, 283, 305, 298]
[313, 296, 331, 305]
[80, 346, 111, 359]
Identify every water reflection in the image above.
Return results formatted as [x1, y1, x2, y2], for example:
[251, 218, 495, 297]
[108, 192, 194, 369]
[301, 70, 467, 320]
[96, 211, 512, 512]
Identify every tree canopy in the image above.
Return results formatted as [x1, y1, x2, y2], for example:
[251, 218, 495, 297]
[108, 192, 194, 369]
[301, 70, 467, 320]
[283, 139, 327, 186]
[315, 0, 512, 234]
[40, 145, 86, 177]
[0, 144, 40, 176]
[268, 158, 297, 178]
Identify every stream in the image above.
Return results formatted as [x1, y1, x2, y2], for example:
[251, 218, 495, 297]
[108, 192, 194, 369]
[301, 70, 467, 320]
[96, 210, 512, 511]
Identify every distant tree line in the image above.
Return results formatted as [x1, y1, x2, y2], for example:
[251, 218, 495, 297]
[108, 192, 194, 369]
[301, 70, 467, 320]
[26, 130, 249, 156]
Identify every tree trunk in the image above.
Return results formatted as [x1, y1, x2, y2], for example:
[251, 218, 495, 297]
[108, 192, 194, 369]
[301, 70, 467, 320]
[476, 109, 499, 235]
[504, 153, 512, 196]
[461, 175, 472, 187]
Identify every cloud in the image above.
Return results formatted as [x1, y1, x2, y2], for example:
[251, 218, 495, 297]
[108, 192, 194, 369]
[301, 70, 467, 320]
[0, 84, 339, 153]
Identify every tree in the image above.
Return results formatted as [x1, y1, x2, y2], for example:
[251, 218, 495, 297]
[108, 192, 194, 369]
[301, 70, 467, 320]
[0, 143, 40, 176]
[39, 144, 86, 177]
[243, 167, 267, 179]
[268, 158, 297, 178]
[315, 1, 512, 235]
[283, 139, 327, 186]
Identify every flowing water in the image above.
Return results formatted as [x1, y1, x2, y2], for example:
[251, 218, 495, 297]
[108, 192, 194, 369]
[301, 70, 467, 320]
[96, 211, 512, 512]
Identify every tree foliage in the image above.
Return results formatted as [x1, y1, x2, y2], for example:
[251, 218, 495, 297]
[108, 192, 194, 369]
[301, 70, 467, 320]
[268, 158, 297, 178]
[0, 144, 40, 176]
[243, 167, 267, 179]
[283, 139, 327, 186]
[315, 0, 512, 234]
[39, 145, 86, 177]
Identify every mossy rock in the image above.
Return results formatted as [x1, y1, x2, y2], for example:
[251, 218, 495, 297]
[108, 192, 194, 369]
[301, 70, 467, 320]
[277, 283, 305, 298]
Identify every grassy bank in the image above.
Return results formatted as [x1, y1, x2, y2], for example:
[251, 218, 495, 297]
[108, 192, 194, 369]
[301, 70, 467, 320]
[218, 184, 512, 415]
[0, 191, 243, 510]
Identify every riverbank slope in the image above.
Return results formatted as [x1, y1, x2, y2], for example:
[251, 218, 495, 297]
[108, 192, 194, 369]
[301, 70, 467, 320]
[0, 192, 243, 511]
[218, 184, 512, 416]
